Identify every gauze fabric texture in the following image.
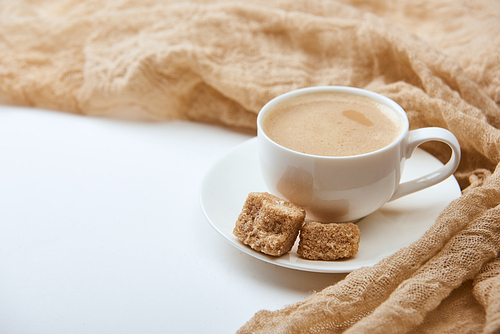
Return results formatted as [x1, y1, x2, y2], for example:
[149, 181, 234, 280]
[1, 0, 499, 333]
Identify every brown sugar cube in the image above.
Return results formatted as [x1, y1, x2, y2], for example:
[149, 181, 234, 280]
[233, 192, 306, 256]
[297, 222, 360, 260]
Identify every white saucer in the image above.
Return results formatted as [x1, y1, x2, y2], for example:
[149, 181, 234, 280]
[200, 137, 461, 273]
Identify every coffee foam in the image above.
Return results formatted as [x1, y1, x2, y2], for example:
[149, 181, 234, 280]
[262, 92, 403, 157]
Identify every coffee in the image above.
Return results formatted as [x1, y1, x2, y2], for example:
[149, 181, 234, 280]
[262, 92, 403, 157]
[258, 86, 461, 222]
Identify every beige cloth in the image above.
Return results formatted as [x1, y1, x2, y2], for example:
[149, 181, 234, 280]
[1, 0, 500, 333]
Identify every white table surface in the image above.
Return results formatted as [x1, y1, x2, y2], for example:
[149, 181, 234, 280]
[0, 105, 347, 334]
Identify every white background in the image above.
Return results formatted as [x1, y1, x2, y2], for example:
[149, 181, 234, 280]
[0, 106, 347, 334]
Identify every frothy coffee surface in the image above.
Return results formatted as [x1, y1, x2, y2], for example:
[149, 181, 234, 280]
[262, 92, 403, 157]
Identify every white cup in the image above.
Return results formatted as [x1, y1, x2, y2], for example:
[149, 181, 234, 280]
[257, 86, 461, 222]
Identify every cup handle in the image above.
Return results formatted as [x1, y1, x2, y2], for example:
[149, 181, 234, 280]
[389, 127, 461, 202]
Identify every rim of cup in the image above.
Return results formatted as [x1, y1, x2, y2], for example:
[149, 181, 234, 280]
[257, 86, 410, 160]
